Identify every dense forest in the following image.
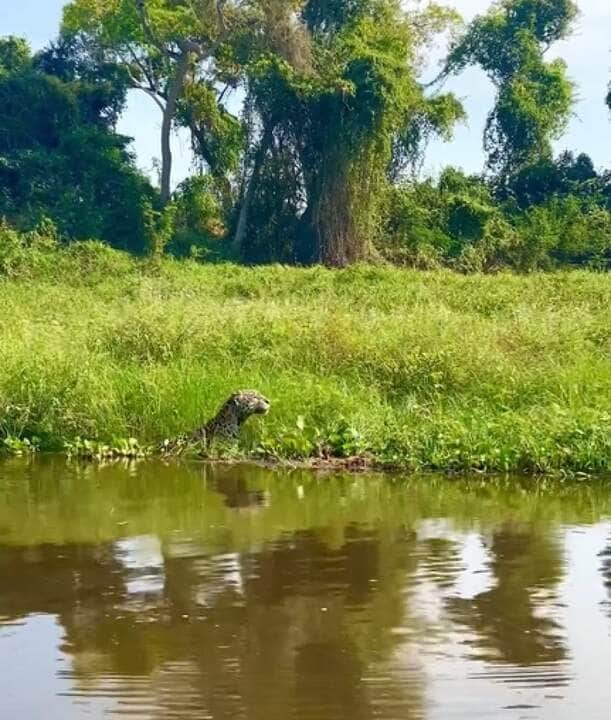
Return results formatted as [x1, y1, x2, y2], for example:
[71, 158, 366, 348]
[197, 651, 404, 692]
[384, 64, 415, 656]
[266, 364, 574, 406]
[1, 0, 610, 270]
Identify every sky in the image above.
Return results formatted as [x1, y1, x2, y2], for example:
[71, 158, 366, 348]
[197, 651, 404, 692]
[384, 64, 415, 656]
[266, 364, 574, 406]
[1, 0, 610, 186]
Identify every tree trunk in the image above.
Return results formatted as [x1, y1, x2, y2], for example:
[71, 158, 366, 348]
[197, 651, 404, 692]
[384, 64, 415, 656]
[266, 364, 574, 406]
[294, 183, 322, 265]
[297, 164, 363, 267]
[232, 124, 273, 256]
[160, 51, 192, 206]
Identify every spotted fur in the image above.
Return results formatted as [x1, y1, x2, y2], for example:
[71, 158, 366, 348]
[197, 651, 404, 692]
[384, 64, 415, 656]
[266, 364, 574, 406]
[161, 390, 270, 454]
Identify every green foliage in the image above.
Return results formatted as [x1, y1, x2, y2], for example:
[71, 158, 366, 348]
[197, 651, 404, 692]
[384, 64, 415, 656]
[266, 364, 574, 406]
[259, 415, 365, 459]
[384, 168, 502, 268]
[443, 0, 578, 177]
[0, 36, 31, 74]
[240, 128, 304, 264]
[0, 4, 609, 270]
[178, 81, 245, 179]
[62, 0, 244, 202]
[0, 239, 609, 475]
[63, 0, 226, 47]
[0, 219, 59, 278]
[241, 0, 463, 265]
[384, 162, 611, 271]
[302, 0, 373, 36]
[64, 436, 150, 460]
[36, 34, 130, 126]
[506, 152, 602, 208]
[0, 222, 136, 281]
[512, 197, 611, 270]
[2, 436, 39, 455]
[143, 200, 177, 257]
[168, 176, 228, 259]
[0, 37, 156, 251]
[392, 92, 466, 178]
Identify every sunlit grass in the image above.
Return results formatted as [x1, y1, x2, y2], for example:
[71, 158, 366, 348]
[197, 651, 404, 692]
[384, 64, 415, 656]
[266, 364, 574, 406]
[0, 244, 609, 474]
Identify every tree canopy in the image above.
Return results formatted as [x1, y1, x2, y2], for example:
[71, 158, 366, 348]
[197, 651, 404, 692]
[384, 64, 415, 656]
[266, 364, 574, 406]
[0, 0, 609, 270]
[235, 0, 464, 264]
[62, 0, 243, 204]
[443, 0, 578, 179]
[0, 36, 155, 251]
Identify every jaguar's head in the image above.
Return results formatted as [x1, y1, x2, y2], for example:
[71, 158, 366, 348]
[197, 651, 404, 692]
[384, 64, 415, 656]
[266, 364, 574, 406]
[229, 390, 271, 422]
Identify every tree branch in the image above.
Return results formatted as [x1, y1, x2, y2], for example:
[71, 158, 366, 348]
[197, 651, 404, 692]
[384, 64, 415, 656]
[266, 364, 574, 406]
[125, 70, 167, 112]
[124, 45, 165, 98]
[216, 0, 228, 35]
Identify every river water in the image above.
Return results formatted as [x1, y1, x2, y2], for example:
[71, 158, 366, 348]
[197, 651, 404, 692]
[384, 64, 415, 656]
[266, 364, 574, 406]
[0, 458, 610, 720]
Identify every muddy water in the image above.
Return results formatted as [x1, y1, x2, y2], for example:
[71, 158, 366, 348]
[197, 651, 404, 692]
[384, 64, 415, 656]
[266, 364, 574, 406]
[0, 458, 610, 720]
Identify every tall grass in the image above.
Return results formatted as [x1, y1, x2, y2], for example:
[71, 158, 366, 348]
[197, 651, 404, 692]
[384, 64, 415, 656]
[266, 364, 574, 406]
[0, 239, 609, 475]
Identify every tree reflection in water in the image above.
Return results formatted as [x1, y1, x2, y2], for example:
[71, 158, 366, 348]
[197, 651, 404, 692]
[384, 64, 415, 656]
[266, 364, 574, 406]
[0, 485, 426, 719]
[445, 523, 568, 671]
[601, 536, 611, 616]
[2, 458, 611, 720]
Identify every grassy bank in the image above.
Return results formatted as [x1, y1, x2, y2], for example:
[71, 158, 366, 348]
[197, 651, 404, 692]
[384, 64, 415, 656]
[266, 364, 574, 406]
[0, 241, 609, 475]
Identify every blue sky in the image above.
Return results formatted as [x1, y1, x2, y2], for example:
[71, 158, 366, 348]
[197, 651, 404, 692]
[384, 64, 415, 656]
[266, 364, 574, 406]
[2, 0, 610, 186]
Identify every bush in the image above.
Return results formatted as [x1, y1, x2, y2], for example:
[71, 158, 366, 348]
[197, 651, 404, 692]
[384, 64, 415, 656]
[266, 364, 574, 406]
[0, 220, 136, 281]
[516, 198, 611, 269]
[0, 41, 156, 253]
[167, 176, 227, 260]
[0, 218, 59, 278]
[382, 165, 611, 271]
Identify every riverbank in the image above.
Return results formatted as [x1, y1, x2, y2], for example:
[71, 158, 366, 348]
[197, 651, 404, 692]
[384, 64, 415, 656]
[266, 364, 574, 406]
[1, 242, 609, 475]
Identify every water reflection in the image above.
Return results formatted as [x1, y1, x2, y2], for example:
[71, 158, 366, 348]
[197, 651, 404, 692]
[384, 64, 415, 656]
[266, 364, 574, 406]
[0, 534, 423, 718]
[214, 472, 270, 511]
[601, 536, 611, 615]
[446, 524, 567, 667]
[0, 458, 610, 720]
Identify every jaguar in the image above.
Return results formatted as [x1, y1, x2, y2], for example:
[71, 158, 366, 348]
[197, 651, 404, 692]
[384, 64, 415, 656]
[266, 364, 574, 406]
[161, 390, 270, 454]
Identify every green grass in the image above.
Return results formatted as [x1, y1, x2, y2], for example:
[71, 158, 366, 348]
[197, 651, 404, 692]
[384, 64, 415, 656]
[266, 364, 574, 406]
[0, 241, 609, 475]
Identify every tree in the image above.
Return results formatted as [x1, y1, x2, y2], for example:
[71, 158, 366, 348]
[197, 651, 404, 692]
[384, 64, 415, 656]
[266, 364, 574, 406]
[235, 0, 463, 265]
[0, 35, 31, 74]
[62, 0, 240, 205]
[442, 0, 578, 179]
[0, 37, 155, 251]
[36, 34, 130, 127]
[177, 78, 244, 204]
[506, 151, 602, 208]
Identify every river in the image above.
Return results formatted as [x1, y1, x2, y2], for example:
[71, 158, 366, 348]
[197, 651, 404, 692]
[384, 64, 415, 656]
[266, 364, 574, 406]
[0, 457, 610, 719]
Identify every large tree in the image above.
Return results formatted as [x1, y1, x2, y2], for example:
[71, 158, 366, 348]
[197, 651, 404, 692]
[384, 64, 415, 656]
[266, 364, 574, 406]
[235, 0, 463, 266]
[442, 0, 578, 180]
[62, 0, 242, 205]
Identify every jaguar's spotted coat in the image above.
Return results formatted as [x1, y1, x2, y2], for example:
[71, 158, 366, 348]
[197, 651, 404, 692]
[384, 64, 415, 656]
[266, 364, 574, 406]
[161, 390, 270, 454]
